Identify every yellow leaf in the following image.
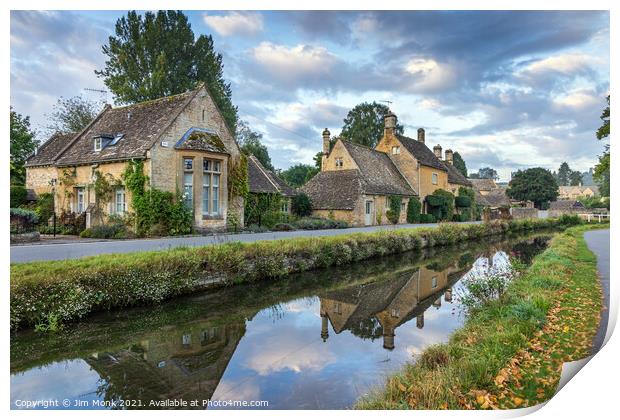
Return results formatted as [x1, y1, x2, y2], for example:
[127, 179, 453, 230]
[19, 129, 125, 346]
[476, 395, 485, 405]
[563, 326, 570, 333]
[513, 397, 524, 407]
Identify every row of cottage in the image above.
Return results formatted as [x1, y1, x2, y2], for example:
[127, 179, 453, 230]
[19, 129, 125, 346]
[25, 84, 481, 230]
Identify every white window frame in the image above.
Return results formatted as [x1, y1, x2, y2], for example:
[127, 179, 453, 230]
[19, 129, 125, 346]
[335, 157, 343, 167]
[94, 137, 102, 152]
[115, 188, 126, 214]
[202, 158, 222, 216]
[432, 173, 438, 185]
[183, 158, 194, 210]
[76, 188, 85, 213]
[391, 146, 400, 155]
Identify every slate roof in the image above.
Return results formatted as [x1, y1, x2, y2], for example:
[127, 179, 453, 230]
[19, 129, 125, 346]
[469, 178, 497, 191]
[443, 161, 472, 187]
[52, 87, 201, 166]
[301, 140, 416, 210]
[396, 134, 447, 171]
[25, 132, 75, 167]
[247, 155, 296, 197]
[549, 200, 586, 210]
[482, 189, 511, 208]
[558, 185, 600, 196]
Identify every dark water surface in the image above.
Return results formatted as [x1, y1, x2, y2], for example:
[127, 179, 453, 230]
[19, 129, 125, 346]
[10, 233, 552, 410]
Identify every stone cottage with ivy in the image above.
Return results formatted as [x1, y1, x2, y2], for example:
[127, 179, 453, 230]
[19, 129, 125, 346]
[302, 113, 472, 226]
[24, 84, 245, 232]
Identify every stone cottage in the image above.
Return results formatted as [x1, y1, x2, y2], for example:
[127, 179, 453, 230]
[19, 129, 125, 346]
[247, 154, 297, 213]
[558, 185, 600, 200]
[302, 113, 470, 225]
[25, 84, 244, 231]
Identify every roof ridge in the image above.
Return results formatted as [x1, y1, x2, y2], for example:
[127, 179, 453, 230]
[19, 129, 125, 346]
[110, 86, 198, 111]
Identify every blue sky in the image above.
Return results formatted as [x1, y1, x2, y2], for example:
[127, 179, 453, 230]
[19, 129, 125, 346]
[10, 10, 609, 180]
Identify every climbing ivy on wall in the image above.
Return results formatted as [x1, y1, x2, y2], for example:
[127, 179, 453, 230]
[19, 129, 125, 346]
[386, 195, 402, 224]
[406, 196, 421, 223]
[229, 154, 249, 199]
[426, 189, 455, 221]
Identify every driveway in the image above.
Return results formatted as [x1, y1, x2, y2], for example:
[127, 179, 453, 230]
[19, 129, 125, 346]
[10, 221, 480, 263]
[583, 229, 610, 353]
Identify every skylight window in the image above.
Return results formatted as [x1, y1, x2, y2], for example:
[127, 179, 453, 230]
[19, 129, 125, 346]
[108, 133, 124, 146]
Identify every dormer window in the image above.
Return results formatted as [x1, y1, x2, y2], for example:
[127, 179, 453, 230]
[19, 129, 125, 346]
[94, 137, 102, 151]
[335, 158, 344, 168]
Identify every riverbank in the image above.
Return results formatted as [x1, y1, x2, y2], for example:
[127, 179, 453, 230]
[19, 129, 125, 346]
[10, 217, 581, 331]
[356, 223, 607, 409]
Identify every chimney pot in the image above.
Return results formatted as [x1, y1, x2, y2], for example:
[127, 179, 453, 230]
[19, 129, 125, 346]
[433, 144, 443, 159]
[417, 128, 425, 143]
[322, 128, 331, 156]
[384, 112, 397, 136]
[445, 149, 454, 165]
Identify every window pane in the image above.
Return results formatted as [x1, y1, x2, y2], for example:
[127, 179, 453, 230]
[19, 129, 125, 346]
[203, 158, 210, 171]
[214, 161, 221, 172]
[184, 173, 193, 185]
[202, 186, 210, 214]
[184, 158, 193, 170]
[213, 174, 220, 187]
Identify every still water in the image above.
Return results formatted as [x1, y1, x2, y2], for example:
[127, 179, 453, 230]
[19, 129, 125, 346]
[10, 233, 551, 410]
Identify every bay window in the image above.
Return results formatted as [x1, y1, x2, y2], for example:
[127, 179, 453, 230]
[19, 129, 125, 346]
[202, 158, 222, 216]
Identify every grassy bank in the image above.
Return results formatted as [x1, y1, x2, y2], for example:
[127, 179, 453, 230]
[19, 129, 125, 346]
[356, 223, 606, 409]
[10, 217, 580, 331]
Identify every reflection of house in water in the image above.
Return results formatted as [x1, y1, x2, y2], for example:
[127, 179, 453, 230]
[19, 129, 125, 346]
[319, 262, 467, 350]
[86, 322, 245, 406]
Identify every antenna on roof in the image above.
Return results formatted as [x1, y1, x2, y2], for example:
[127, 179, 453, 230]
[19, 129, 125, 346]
[380, 100, 393, 107]
[84, 87, 108, 103]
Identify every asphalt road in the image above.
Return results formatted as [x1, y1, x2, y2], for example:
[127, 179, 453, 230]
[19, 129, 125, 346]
[10, 221, 480, 263]
[583, 229, 610, 353]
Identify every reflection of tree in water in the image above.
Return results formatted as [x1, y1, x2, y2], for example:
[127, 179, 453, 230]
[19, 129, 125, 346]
[457, 252, 475, 269]
[348, 317, 383, 341]
[510, 236, 551, 265]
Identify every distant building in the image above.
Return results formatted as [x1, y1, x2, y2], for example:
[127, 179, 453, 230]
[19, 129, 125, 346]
[558, 185, 600, 200]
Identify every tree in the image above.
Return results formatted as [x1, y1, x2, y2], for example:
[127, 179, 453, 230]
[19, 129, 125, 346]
[96, 10, 238, 133]
[47, 95, 101, 135]
[506, 168, 558, 209]
[568, 171, 583, 186]
[291, 193, 312, 217]
[594, 96, 610, 197]
[10, 107, 38, 185]
[471, 167, 498, 180]
[237, 120, 273, 171]
[556, 162, 572, 185]
[281, 164, 318, 188]
[452, 152, 467, 178]
[340, 102, 404, 148]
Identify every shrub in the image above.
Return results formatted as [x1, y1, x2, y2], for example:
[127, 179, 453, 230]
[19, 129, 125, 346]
[557, 214, 582, 227]
[459, 208, 471, 222]
[10, 185, 28, 208]
[291, 193, 312, 217]
[80, 223, 129, 239]
[386, 196, 402, 224]
[406, 197, 421, 223]
[35, 193, 55, 224]
[273, 223, 295, 231]
[10, 208, 39, 233]
[294, 217, 349, 230]
[426, 189, 455, 221]
[455, 195, 472, 208]
[419, 214, 436, 223]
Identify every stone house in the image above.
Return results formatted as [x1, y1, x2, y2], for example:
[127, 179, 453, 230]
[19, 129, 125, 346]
[558, 185, 600, 200]
[302, 113, 471, 226]
[548, 200, 586, 218]
[247, 154, 297, 213]
[25, 84, 244, 231]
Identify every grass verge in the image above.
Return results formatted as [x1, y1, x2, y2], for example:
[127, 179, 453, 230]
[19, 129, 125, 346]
[356, 223, 607, 409]
[10, 217, 582, 331]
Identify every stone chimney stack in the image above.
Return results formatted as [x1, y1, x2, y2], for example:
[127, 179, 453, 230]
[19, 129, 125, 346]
[433, 144, 443, 159]
[383, 329, 395, 350]
[445, 149, 454, 165]
[321, 315, 329, 342]
[322, 128, 331, 155]
[417, 128, 425, 143]
[384, 112, 397, 136]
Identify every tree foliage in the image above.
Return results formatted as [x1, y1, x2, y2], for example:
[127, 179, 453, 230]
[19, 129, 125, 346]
[556, 162, 572, 186]
[506, 168, 558, 209]
[425, 189, 454, 221]
[341, 102, 404, 148]
[596, 95, 610, 141]
[469, 167, 498, 180]
[291, 193, 312, 217]
[237, 120, 273, 171]
[281, 164, 318, 187]
[452, 152, 468, 178]
[96, 10, 237, 133]
[10, 107, 38, 185]
[386, 196, 402, 224]
[406, 197, 421, 223]
[47, 96, 101, 135]
[594, 95, 610, 197]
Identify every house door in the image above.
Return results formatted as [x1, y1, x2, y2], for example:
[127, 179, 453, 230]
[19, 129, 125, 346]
[365, 200, 373, 225]
[76, 188, 85, 213]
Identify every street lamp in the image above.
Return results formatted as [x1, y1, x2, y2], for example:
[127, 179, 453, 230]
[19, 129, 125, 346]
[50, 178, 57, 238]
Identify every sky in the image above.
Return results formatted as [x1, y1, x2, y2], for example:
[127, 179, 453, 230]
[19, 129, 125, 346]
[10, 10, 610, 181]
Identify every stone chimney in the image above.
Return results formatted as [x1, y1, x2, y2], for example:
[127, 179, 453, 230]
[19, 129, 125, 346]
[383, 330, 395, 350]
[384, 112, 397, 136]
[416, 314, 425, 329]
[322, 128, 331, 155]
[417, 128, 425, 143]
[433, 144, 442, 159]
[321, 315, 329, 342]
[445, 149, 454, 165]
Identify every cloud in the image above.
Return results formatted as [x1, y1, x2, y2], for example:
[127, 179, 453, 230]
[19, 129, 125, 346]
[203, 11, 263, 37]
[403, 58, 458, 93]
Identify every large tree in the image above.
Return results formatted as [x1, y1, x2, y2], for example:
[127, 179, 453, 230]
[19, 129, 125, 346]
[556, 162, 572, 185]
[568, 170, 583, 186]
[506, 168, 558, 209]
[452, 152, 467, 177]
[47, 95, 101, 135]
[340, 102, 404, 148]
[96, 10, 237, 133]
[470, 167, 498, 180]
[10, 108, 38, 185]
[237, 120, 273, 171]
[594, 95, 610, 197]
[280, 164, 318, 187]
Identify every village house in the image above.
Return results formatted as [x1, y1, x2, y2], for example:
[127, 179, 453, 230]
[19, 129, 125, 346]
[558, 185, 600, 200]
[302, 113, 471, 226]
[25, 84, 244, 231]
[247, 154, 297, 213]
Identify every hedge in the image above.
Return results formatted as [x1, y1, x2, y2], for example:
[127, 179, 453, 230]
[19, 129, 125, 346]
[10, 217, 581, 331]
[10, 185, 28, 208]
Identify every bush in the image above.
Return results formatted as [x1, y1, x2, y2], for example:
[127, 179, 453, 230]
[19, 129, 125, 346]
[291, 193, 312, 217]
[419, 214, 436, 223]
[459, 208, 471, 222]
[10, 208, 39, 233]
[80, 223, 129, 239]
[455, 195, 472, 208]
[294, 217, 349, 230]
[557, 214, 583, 226]
[35, 193, 55, 224]
[426, 189, 455, 221]
[386, 195, 402, 224]
[273, 223, 295, 231]
[406, 197, 421, 223]
[10, 185, 28, 208]
[247, 224, 269, 233]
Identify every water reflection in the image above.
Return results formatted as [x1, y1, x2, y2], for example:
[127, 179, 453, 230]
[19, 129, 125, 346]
[10, 233, 552, 410]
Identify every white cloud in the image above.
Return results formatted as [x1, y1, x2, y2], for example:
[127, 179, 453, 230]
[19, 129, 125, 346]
[403, 58, 457, 92]
[521, 53, 598, 76]
[203, 12, 263, 37]
[553, 89, 600, 110]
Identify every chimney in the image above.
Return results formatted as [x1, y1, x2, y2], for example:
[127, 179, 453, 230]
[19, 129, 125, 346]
[417, 128, 425, 143]
[384, 112, 397, 136]
[321, 315, 329, 342]
[383, 330, 395, 350]
[433, 144, 442, 159]
[445, 149, 454, 165]
[322, 128, 331, 156]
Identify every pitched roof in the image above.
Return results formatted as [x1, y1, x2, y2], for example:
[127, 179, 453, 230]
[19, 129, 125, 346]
[469, 178, 497, 191]
[174, 127, 227, 154]
[25, 132, 75, 167]
[53, 87, 201, 166]
[482, 189, 511, 208]
[247, 155, 296, 197]
[301, 169, 363, 210]
[395, 134, 447, 171]
[443, 161, 472, 187]
[559, 185, 600, 195]
[341, 140, 416, 196]
[549, 200, 585, 210]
